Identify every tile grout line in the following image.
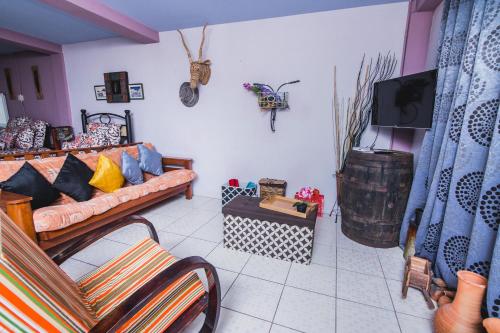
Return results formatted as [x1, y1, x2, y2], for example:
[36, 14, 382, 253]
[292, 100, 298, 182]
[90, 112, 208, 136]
[376, 248, 403, 333]
[185, 213, 221, 238]
[159, 214, 218, 242]
[64, 257, 98, 268]
[270, 261, 293, 328]
[335, 265, 393, 280]
[220, 253, 253, 304]
[220, 306, 305, 333]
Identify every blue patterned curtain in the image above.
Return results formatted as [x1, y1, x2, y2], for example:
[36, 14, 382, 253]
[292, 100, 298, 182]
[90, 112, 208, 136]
[399, 0, 500, 318]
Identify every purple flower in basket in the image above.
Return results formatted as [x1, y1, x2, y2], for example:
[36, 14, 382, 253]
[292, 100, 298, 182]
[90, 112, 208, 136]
[242, 82, 261, 94]
[243, 82, 274, 95]
[254, 84, 272, 94]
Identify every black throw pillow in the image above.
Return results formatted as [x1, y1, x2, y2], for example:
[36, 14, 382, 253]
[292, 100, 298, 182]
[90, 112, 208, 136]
[53, 154, 94, 202]
[1, 162, 60, 209]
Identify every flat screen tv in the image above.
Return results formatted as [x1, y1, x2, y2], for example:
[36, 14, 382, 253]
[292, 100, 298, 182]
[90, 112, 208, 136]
[371, 69, 437, 129]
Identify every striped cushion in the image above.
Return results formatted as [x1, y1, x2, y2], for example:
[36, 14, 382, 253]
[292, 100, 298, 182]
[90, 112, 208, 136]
[78, 238, 206, 332]
[0, 211, 96, 332]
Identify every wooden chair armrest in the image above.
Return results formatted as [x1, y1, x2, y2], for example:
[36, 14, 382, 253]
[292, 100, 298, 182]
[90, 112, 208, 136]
[0, 191, 36, 241]
[49, 215, 158, 265]
[89, 256, 220, 333]
[162, 157, 193, 171]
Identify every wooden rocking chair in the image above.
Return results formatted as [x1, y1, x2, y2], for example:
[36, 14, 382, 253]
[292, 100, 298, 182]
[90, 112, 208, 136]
[0, 210, 220, 332]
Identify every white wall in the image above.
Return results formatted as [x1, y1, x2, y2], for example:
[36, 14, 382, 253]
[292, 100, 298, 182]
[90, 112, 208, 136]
[63, 3, 408, 208]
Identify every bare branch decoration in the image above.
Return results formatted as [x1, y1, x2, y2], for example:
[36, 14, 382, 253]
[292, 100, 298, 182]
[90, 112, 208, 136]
[332, 52, 398, 173]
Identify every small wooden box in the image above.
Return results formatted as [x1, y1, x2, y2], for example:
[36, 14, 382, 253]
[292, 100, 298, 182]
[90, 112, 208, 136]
[259, 178, 287, 199]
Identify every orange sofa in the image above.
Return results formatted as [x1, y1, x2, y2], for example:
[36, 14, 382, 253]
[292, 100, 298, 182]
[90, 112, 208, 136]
[0, 143, 195, 257]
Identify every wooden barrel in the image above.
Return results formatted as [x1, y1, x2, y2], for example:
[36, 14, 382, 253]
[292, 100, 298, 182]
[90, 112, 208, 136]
[339, 149, 413, 248]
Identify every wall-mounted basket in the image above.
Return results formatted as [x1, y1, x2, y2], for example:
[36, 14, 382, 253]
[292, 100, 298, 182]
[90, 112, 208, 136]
[257, 92, 289, 110]
[243, 80, 300, 132]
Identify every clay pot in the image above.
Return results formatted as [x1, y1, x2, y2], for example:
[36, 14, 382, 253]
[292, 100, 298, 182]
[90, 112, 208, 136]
[438, 296, 453, 306]
[483, 318, 500, 333]
[432, 288, 445, 302]
[434, 271, 488, 333]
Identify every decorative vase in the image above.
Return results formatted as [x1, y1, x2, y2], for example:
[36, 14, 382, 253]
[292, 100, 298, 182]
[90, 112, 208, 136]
[484, 318, 500, 333]
[434, 271, 488, 333]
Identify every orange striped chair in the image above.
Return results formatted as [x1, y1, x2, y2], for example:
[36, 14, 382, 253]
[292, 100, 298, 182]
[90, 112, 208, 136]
[0, 211, 220, 332]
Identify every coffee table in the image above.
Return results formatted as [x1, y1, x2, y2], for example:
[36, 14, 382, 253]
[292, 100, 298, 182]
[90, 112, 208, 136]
[222, 196, 317, 264]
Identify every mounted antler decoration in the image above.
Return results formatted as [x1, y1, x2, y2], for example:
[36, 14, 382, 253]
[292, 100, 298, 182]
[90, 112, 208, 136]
[177, 24, 211, 89]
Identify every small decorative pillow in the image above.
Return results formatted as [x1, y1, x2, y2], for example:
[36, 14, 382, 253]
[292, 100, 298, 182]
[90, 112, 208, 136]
[14, 126, 35, 149]
[7, 116, 31, 130]
[53, 154, 94, 201]
[62, 133, 99, 149]
[89, 155, 124, 192]
[107, 123, 121, 145]
[87, 123, 121, 146]
[31, 120, 48, 148]
[0, 162, 60, 209]
[138, 144, 163, 176]
[121, 151, 143, 185]
[0, 128, 18, 149]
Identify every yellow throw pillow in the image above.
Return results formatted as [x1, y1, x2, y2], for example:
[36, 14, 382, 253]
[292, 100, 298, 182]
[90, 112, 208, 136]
[89, 155, 124, 193]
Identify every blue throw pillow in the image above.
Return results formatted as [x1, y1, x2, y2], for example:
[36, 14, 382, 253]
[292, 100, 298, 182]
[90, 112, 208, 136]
[121, 151, 144, 185]
[138, 144, 163, 176]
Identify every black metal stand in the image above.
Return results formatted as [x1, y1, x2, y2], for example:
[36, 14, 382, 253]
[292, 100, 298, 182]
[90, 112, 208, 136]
[329, 200, 341, 223]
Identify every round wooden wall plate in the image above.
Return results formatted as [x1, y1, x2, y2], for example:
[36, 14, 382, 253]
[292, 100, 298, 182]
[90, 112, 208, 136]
[179, 82, 199, 107]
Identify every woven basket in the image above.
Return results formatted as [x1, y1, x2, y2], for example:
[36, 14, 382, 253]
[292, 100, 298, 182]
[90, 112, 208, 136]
[259, 178, 287, 199]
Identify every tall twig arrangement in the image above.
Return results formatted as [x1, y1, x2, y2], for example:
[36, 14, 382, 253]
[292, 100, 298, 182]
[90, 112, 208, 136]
[333, 52, 398, 173]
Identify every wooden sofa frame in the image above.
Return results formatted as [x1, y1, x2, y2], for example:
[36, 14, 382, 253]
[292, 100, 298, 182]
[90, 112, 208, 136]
[0, 143, 194, 259]
[53, 215, 220, 332]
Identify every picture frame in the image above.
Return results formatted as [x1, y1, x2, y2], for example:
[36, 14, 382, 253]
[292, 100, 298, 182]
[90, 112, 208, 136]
[104, 71, 130, 103]
[94, 85, 107, 100]
[128, 83, 144, 100]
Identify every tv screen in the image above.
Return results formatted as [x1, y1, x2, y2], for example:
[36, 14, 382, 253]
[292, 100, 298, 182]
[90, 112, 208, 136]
[371, 69, 437, 129]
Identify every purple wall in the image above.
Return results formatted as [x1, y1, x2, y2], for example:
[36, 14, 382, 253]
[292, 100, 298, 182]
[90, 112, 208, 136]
[391, 0, 441, 152]
[0, 51, 72, 126]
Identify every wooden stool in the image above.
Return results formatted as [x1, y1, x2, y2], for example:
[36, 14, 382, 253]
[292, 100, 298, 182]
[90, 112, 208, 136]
[402, 256, 435, 309]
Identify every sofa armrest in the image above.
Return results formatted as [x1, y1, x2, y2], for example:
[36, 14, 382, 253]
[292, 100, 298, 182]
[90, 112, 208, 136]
[162, 157, 193, 171]
[0, 191, 36, 241]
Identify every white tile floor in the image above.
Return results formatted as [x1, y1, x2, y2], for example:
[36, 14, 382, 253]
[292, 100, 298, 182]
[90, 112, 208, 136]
[60, 195, 435, 333]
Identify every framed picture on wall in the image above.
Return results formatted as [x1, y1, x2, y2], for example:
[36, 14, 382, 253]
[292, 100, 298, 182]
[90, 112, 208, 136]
[94, 85, 106, 100]
[128, 83, 144, 100]
[104, 71, 130, 103]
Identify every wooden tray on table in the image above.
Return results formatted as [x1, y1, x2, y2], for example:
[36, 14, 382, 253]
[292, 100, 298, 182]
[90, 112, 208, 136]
[259, 195, 317, 218]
